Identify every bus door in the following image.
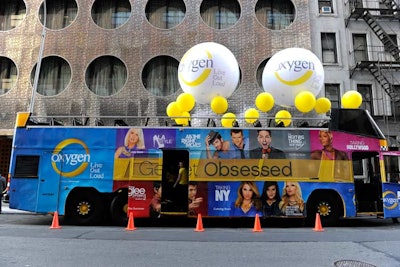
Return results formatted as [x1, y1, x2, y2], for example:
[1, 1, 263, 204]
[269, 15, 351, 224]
[353, 152, 383, 213]
[160, 149, 189, 214]
[35, 151, 61, 213]
[381, 151, 400, 218]
[9, 155, 40, 211]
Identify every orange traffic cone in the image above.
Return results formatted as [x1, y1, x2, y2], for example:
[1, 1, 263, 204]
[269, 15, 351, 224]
[252, 214, 263, 232]
[125, 212, 137, 231]
[313, 213, 324, 232]
[194, 213, 204, 232]
[50, 211, 62, 229]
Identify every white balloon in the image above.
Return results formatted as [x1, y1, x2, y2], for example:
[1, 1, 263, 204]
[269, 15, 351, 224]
[262, 48, 324, 107]
[178, 42, 240, 104]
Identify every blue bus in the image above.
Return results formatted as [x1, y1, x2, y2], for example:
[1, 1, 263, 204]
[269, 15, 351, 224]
[8, 109, 400, 226]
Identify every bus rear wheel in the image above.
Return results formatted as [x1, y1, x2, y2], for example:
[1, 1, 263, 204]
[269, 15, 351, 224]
[110, 190, 128, 226]
[307, 193, 341, 226]
[66, 189, 105, 225]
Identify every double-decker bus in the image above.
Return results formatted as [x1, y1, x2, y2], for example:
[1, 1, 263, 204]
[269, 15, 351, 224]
[8, 108, 400, 226]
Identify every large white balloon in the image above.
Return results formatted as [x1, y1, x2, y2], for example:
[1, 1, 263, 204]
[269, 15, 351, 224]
[262, 48, 324, 107]
[178, 42, 240, 104]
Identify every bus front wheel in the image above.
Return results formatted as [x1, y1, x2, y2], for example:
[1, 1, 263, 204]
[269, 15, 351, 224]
[110, 190, 128, 226]
[66, 189, 105, 225]
[307, 193, 341, 226]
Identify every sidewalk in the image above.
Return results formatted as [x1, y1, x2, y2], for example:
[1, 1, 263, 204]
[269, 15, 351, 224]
[1, 201, 34, 214]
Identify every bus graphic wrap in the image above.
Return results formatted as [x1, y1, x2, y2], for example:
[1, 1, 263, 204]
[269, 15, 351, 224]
[8, 109, 400, 225]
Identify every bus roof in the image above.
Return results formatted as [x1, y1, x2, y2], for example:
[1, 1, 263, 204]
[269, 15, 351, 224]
[329, 108, 385, 139]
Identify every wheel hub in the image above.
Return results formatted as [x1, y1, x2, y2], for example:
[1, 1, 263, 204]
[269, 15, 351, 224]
[318, 201, 331, 217]
[77, 201, 90, 215]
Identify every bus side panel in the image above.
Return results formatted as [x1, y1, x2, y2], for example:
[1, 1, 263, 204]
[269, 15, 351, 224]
[382, 183, 400, 218]
[206, 181, 355, 217]
[9, 178, 38, 212]
[10, 127, 116, 214]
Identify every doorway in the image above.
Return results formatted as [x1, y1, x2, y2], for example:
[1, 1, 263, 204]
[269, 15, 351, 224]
[161, 149, 189, 213]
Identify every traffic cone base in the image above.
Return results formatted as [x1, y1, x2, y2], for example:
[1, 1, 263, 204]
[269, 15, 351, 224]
[194, 213, 205, 232]
[313, 213, 324, 232]
[125, 212, 137, 231]
[252, 214, 263, 232]
[50, 211, 62, 229]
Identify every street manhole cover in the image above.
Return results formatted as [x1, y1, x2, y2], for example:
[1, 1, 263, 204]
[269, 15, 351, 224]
[334, 260, 377, 267]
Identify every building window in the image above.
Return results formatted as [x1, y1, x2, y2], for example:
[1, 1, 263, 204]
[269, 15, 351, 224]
[352, 34, 368, 63]
[91, 0, 131, 29]
[85, 56, 127, 96]
[0, 0, 26, 31]
[0, 57, 17, 95]
[39, 0, 78, 30]
[321, 33, 337, 63]
[31, 56, 72, 96]
[200, 0, 240, 30]
[325, 84, 340, 108]
[256, 58, 269, 89]
[357, 84, 373, 114]
[142, 56, 180, 97]
[145, 0, 186, 29]
[318, 0, 333, 13]
[384, 34, 398, 61]
[255, 0, 295, 30]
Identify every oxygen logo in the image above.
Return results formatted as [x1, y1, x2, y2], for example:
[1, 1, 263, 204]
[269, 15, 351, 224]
[383, 190, 398, 210]
[51, 138, 90, 177]
[261, 47, 324, 107]
[178, 49, 213, 87]
[274, 60, 314, 86]
[178, 42, 240, 104]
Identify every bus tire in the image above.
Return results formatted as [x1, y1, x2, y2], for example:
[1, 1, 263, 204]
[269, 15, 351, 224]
[110, 191, 128, 226]
[66, 189, 105, 225]
[306, 192, 341, 227]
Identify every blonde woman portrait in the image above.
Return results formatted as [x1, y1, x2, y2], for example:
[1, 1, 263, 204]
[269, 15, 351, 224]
[279, 181, 306, 216]
[230, 181, 262, 216]
[114, 128, 145, 158]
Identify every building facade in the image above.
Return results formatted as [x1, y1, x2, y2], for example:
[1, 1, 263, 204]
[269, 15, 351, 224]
[0, 0, 399, 175]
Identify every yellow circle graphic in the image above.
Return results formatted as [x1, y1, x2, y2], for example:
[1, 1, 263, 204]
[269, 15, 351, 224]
[383, 190, 398, 210]
[274, 70, 313, 86]
[51, 138, 90, 178]
[179, 50, 212, 87]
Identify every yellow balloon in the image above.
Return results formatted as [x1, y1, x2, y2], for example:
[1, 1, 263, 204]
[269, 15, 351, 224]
[315, 97, 331, 114]
[221, 112, 236, 128]
[211, 96, 228, 114]
[342, 90, 362, 109]
[175, 111, 190, 126]
[275, 110, 292, 127]
[255, 92, 274, 112]
[244, 108, 259, 123]
[294, 91, 316, 113]
[176, 93, 195, 112]
[166, 102, 181, 117]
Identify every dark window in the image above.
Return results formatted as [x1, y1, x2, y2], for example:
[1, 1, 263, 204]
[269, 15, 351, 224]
[321, 33, 337, 63]
[14, 156, 39, 178]
[325, 84, 340, 108]
[357, 84, 373, 114]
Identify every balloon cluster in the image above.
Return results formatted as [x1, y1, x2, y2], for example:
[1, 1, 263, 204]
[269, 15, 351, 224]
[166, 93, 195, 126]
[166, 44, 363, 128]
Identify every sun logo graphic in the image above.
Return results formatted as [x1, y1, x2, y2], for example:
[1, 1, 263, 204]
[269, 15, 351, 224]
[51, 138, 91, 178]
[262, 47, 324, 107]
[178, 42, 240, 104]
[383, 190, 398, 210]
